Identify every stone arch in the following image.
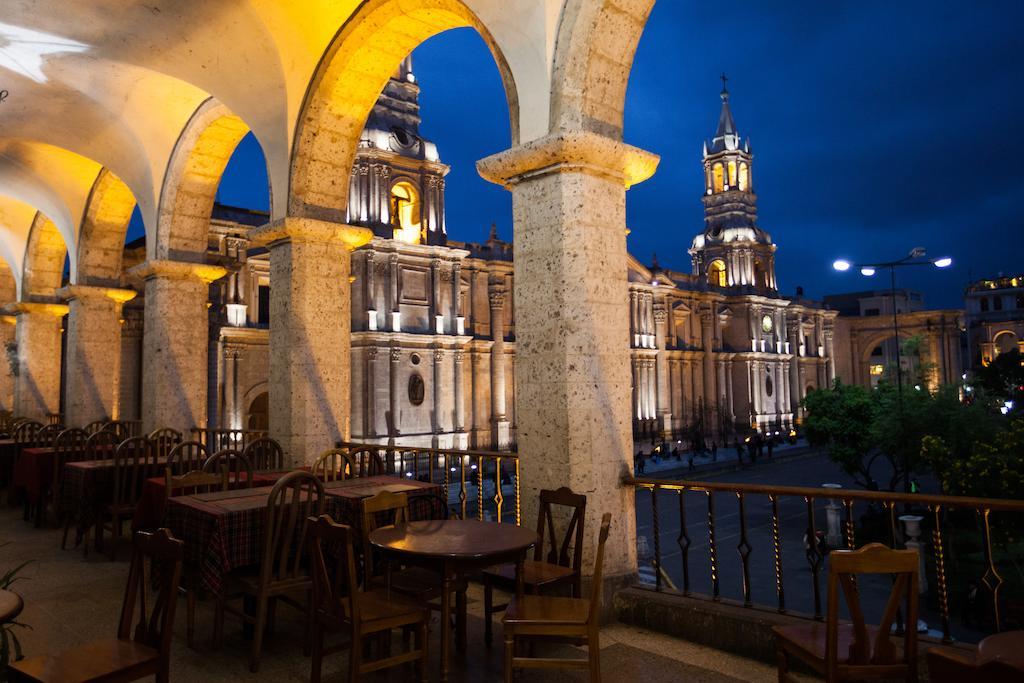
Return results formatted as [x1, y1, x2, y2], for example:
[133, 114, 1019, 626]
[243, 382, 269, 431]
[288, 0, 520, 221]
[550, 0, 656, 139]
[21, 213, 68, 301]
[77, 169, 137, 287]
[153, 99, 256, 261]
[994, 329, 1019, 355]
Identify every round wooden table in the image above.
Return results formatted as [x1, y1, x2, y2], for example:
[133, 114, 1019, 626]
[0, 589, 24, 624]
[978, 630, 1024, 668]
[370, 519, 538, 682]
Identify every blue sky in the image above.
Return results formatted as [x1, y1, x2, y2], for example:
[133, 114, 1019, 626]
[212, 1, 1024, 309]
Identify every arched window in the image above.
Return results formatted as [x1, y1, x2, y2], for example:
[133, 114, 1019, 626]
[712, 163, 724, 193]
[247, 392, 268, 431]
[708, 259, 727, 287]
[727, 160, 737, 188]
[390, 181, 423, 244]
[738, 162, 749, 191]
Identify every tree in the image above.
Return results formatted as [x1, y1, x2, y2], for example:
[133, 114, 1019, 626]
[974, 349, 1024, 407]
[803, 382, 883, 489]
[924, 418, 1024, 500]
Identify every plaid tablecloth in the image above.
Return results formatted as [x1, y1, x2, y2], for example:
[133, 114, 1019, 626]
[165, 475, 442, 596]
[12, 447, 57, 504]
[62, 457, 169, 541]
[132, 469, 292, 531]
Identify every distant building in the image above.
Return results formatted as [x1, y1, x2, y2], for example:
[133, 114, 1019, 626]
[965, 274, 1024, 367]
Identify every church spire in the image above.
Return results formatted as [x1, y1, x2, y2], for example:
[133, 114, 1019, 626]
[709, 73, 739, 153]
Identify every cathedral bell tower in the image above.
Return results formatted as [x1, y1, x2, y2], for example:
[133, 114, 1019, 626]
[689, 76, 777, 291]
[346, 56, 449, 246]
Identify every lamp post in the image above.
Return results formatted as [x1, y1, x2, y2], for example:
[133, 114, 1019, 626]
[832, 248, 952, 493]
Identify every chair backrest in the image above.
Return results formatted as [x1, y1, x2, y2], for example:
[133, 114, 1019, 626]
[103, 420, 130, 442]
[242, 437, 285, 472]
[260, 471, 324, 586]
[587, 513, 613, 624]
[346, 447, 386, 477]
[203, 449, 253, 488]
[534, 487, 587, 572]
[312, 448, 357, 482]
[164, 467, 228, 500]
[12, 419, 42, 445]
[82, 419, 107, 435]
[148, 428, 182, 461]
[167, 440, 208, 475]
[308, 515, 361, 626]
[118, 528, 183, 661]
[85, 428, 118, 459]
[825, 543, 919, 677]
[112, 437, 158, 510]
[53, 427, 90, 491]
[360, 490, 409, 579]
[37, 423, 64, 447]
[409, 491, 451, 521]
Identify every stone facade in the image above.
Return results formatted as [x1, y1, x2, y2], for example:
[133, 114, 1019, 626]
[964, 274, 1024, 368]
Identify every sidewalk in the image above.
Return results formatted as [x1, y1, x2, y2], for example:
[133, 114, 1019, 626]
[634, 438, 818, 479]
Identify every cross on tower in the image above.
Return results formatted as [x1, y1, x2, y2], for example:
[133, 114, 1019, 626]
[720, 73, 728, 89]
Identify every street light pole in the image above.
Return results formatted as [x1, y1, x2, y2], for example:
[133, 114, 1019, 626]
[831, 248, 952, 494]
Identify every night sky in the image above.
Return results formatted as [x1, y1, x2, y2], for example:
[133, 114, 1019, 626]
[213, 1, 1024, 310]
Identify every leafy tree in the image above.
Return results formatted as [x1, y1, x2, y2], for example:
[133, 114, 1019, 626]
[974, 349, 1024, 407]
[923, 418, 1024, 500]
[803, 382, 883, 489]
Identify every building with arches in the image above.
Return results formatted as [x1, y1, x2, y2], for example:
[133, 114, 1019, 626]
[965, 274, 1024, 367]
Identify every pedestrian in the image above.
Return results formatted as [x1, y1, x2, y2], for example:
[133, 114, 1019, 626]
[711, 441, 718, 461]
[636, 449, 646, 474]
[735, 440, 743, 464]
[671, 445, 680, 461]
[767, 439, 774, 459]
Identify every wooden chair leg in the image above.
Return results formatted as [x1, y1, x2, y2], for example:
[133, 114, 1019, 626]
[310, 622, 325, 683]
[108, 517, 120, 561]
[484, 579, 494, 645]
[304, 589, 314, 657]
[588, 624, 601, 683]
[213, 595, 225, 649]
[504, 631, 515, 683]
[348, 627, 361, 683]
[249, 595, 268, 673]
[776, 643, 789, 683]
[417, 619, 429, 683]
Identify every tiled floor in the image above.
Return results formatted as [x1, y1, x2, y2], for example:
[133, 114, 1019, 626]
[1, 507, 790, 681]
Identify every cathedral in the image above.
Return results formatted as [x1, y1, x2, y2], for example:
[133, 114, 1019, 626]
[114, 61, 838, 450]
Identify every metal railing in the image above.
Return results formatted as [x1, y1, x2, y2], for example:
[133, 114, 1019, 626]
[338, 441, 520, 524]
[190, 428, 267, 450]
[632, 476, 1024, 643]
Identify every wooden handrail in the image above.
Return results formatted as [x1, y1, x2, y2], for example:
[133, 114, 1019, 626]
[337, 440, 518, 460]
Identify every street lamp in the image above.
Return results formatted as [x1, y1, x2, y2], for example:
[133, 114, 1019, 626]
[831, 247, 953, 493]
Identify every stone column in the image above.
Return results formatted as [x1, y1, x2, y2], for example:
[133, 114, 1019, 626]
[8, 303, 67, 420]
[824, 325, 836, 385]
[653, 304, 671, 435]
[365, 347, 377, 437]
[118, 308, 144, 421]
[430, 259, 442, 332]
[432, 347, 444, 446]
[0, 316, 15, 413]
[389, 345, 401, 438]
[220, 343, 243, 430]
[453, 349, 467, 449]
[787, 322, 802, 418]
[131, 261, 226, 435]
[58, 285, 137, 425]
[700, 305, 717, 427]
[477, 131, 658, 582]
[488, 285, 511, 450]
[249, 218, 372, 465]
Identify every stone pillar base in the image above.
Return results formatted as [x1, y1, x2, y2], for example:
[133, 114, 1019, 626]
[659, 413, 673, 437]
[494, 419, 512, 451]
[452, 431, 469, 450]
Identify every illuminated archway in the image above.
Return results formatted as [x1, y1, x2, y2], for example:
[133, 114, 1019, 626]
[22, 213, 68, 300]
[289, 0, 519, 220]
[712, 163, 724, 192]
[390, 181, 424, 244]
[994, 330, 1019, 356]
[738, 162, 749, 191]
[77, 169, 136, 286]
[707, 259, 727, 287]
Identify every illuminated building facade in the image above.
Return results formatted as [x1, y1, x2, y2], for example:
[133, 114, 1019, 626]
[965, 274, 1024, 367]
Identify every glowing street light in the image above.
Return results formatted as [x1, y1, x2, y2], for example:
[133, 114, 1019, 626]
[934, 257, 953, 268]
[832, 259, 851, 272]
[860, 267, 876, 277]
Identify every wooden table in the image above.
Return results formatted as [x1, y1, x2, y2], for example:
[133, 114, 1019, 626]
[977, 630, 1024, 668]
[370, 519, 538, 682]
[166, 475, 443, 596]
[0, 589, 23, 624]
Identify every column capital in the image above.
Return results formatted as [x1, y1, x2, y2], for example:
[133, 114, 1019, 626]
[4, 302, 69, 317]
[489, 288, 507, 309]
[249, 217, 373, 251]
[57, 284, 137, 305]
[476, 130, 660, 190]
[129, 259, 227, 284]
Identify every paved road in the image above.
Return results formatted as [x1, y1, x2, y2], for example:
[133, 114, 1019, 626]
[633, 450, 962, 638]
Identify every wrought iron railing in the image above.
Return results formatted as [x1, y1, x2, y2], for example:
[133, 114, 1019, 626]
[338, 441, 520, 524]
[632, 476, 1024, 643]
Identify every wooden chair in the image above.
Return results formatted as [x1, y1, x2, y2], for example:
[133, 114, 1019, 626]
[97, 437, 159, 560]
[308, 514, 430, 683]
[502, 512, 612, 683]
[312, 448, 357, 482]
[215, 470, 324, 672]
[13, 420, 43, 447]
[85, 428, 118, 460]
[346, 446, 386, 477]
[36, 423, 63, 448]
[54, 428, 90, 541]
[203, 449, 254, 488]
[243, 436, 285, 472]
[103, 420, 130, 442]
[8, 528, 184, 683]
[774, 542, 920, 683]
[166, 440, 207, 475]
[360, 491, 468, 646]
[927, 631, 1024, 683]
[148, 427, 182, 462]
[81, 419, 107, 436]
[484, 486, 587, 645]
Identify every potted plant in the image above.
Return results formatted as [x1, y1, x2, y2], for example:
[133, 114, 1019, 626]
[0, 542, 29, 682]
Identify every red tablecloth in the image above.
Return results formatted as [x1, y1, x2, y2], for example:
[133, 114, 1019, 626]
[165, 476, 442, 596]
[132, 469, 291, 531]
[14, 445, 113, 505]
